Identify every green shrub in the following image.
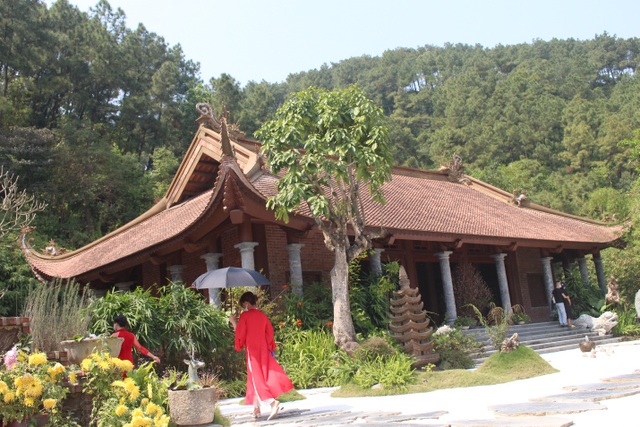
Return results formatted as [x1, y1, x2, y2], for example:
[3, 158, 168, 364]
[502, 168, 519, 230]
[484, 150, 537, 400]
[88, 282, 238, 379]
[276, 328, 344, 389]
[612, 306, 640, 336]
[349, 258, 398, 338]
[432, 326, 478, 370]
[352, 353, 415, 390]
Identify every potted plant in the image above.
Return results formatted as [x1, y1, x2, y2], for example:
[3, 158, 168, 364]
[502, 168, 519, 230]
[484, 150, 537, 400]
[166, 337, 218, 426]
[60, 334, 124, 365]
[512, 312, 531, 325]
[454, 315, 476, 329]
[511, 304, 531, 325]
[0, 348, 69, 426]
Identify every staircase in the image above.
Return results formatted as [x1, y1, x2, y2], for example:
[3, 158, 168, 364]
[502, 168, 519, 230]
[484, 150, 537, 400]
[460, 321, 622, 365]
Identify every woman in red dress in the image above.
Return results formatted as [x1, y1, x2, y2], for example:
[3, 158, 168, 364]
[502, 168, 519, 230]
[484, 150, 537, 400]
[230, 292, 293, 420]
[112, 315, 160, 365]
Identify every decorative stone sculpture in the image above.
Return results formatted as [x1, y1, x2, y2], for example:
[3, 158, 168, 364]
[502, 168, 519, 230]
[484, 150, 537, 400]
[500, 333, 519, 353]
[605, 275, 620, 305]
[573, 311, 618, 336]
[389, 266, 439, 368]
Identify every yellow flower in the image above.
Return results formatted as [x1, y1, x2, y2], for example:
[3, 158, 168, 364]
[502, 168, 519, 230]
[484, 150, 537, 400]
[131, 408, 145, 418]
[140, 398, 149, 407]
[43, 398, 57, 409]
[98, 360, 111, 371]
[0, 380, 8, 394]
[68, 372, 78, 384]
[81, 358, 94, 371]
[154, 415, 170, 427]
[4, 391, 15, 403]
[112, 358, 134, 373]
[24, 396, 35, 407]
[28, 352, 47, 366]
[147, 383, 153, 399]
[131, 416, 152, 427]
[145, 402, 162, 417]
[115, 404, 129, 416]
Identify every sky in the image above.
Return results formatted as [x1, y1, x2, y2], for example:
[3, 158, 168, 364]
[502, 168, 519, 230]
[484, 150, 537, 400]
[57, 0, 640, 87]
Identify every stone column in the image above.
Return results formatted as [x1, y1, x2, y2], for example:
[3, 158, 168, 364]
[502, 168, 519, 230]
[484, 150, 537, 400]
[201, 253, 223, 308]
[436, 251, 457, 324]
[286, 244, 305, 297]
[541, 256, 555, 316]
[492, 253, 512, 313]
[167, 265, 185, 283]
[370, 248, 385, 276]
[114, 281, 134, 292]
[234, 242, 259, 270]
[592, 255, 607, 295]
[576, 257, 590, 287]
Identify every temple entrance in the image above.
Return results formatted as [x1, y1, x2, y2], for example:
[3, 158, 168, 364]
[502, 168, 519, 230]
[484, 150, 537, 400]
[415, 261, 445, 325]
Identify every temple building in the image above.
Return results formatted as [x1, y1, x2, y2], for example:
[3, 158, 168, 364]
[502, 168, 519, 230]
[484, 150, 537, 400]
[21, 105, 623, 323]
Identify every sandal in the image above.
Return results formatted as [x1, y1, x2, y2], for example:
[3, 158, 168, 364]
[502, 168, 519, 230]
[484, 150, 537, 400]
[267, 400, 281, 421]
[252, 408, 261, 419]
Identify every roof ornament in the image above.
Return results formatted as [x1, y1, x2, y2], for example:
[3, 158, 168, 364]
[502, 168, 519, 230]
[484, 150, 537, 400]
[219, 111, 235, 158]
[511, 189, 529, 207]
[440, 154, 471, 184]
[195, 102, 221, 131]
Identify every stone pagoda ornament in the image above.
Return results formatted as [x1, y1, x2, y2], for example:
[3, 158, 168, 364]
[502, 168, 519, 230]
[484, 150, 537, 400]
[389, 266, 439, 367]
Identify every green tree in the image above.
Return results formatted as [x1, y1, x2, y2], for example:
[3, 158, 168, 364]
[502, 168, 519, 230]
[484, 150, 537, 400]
[257, 86, 393, 349]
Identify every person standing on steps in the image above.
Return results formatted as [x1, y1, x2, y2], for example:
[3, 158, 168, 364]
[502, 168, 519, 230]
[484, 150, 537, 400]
[560, 281, 576, 328]
[551, 281, 574, 327]
[230, 291, 294, 421]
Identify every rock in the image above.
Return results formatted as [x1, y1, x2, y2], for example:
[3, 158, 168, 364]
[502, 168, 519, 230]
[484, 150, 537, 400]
[371, 383, 384, 390]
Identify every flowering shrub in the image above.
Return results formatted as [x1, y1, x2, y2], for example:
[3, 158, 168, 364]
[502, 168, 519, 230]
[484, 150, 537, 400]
[432, 326, 482, 370]
[79, 352, 170, 427]
[0, 347, 69, 424]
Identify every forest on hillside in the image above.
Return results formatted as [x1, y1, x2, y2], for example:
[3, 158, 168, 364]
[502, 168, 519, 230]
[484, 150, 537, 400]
[2, 0, 640, 315]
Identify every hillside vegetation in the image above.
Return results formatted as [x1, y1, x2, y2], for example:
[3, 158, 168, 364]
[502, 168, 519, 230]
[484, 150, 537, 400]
[1, 0, 640, 316]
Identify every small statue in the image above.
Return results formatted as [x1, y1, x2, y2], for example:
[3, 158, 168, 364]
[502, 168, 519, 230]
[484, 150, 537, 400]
[180, 336, 204, 389]
[511, 189, 528, 207]
[500, 332, 519, 353]
[605, 274, 620, 305]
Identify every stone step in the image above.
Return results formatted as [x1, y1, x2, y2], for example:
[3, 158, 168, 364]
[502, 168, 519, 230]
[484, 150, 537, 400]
[460, 321, 623, 365]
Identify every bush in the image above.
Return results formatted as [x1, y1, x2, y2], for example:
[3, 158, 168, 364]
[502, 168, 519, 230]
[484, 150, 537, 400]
[24, 279, 92, 352]
[432, 326, 479, 370]
[452, 263, 493, 318]
[352, 353, 415, 390]
[276, 328, 344, 389]
[349, 258, 398, 338]
[88, 283, 237, 379]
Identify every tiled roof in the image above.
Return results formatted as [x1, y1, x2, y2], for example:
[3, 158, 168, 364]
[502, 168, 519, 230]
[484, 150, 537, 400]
[24, 129, 621, 280]
[24, 189, 215, 279]
[251, 169, 621, 245]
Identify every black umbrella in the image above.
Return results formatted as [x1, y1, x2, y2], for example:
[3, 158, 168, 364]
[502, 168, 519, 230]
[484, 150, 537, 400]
[193, 267, 271, 290]
[193, 267, 270, 312]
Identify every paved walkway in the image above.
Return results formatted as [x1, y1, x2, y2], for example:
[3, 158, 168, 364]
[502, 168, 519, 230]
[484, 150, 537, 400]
[218, 340, 640, 426]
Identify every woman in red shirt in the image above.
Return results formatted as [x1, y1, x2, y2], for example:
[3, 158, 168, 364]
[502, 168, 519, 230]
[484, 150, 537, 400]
[230, 292, 293, 420]
[112, 315, 160, 365]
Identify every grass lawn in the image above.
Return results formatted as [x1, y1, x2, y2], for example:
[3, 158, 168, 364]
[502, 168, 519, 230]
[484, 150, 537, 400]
[332, 345, 557, 397]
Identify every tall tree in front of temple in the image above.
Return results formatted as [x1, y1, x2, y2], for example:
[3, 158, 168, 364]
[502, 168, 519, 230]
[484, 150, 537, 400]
[257, 86, 393, 350]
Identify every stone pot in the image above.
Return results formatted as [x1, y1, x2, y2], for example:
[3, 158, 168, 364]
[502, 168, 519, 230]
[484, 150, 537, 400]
[168, 387, 217, 426]
[60, 337, 124, 365]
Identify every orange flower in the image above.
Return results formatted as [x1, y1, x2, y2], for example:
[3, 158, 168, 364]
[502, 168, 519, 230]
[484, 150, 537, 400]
[278, 321, 285, 327]
[297, 301, 303, 307]
[327, 321, 333, 328]
[296, 319, 303, 328]
[282, 284, 289, 289]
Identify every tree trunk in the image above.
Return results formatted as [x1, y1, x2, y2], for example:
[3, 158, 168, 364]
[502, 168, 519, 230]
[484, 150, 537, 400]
[331, 243, 357, 350]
